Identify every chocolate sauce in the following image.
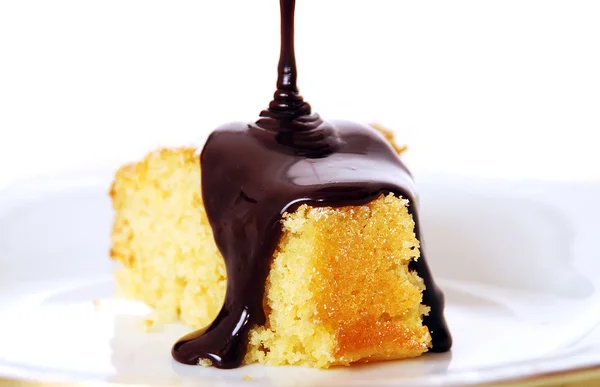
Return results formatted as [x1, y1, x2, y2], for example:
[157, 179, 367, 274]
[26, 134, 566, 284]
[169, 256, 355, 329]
[172, 0, 451, 368]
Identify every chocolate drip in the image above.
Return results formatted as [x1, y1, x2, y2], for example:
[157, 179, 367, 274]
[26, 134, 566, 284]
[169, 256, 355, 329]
[263, 0, 310, 118]
[172, 0, 451, 369]
[255, 0, 339, 157]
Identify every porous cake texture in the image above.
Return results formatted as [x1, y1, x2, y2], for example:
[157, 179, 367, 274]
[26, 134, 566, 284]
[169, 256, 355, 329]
[109, 127, 432, 367]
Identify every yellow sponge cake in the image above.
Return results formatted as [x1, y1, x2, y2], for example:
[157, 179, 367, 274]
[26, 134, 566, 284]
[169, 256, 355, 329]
[109, 127, 439, 368]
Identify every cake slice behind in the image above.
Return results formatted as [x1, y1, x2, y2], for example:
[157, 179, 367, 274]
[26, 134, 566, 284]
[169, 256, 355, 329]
[110, 148, 226, 329]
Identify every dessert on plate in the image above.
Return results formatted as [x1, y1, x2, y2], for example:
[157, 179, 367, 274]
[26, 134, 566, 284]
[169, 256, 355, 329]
[109, 0, 451, 369]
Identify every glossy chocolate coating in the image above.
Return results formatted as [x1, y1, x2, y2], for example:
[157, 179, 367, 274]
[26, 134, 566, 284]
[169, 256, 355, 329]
[172, 0, 451, 368]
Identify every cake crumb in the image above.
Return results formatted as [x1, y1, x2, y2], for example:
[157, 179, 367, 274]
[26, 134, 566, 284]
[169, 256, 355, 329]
[370, 122, 408, 155]
[243, 375, 252, 381]
[198, 359, 213, 367]
[142, 319, 154, 331]
[92, 299, 100, 311]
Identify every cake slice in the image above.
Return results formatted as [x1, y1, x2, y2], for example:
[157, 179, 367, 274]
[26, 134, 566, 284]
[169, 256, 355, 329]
[109, 127, 432, 368]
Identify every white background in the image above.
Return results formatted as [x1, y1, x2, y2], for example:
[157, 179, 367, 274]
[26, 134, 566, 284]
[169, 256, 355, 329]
[1, 0, 599, 188]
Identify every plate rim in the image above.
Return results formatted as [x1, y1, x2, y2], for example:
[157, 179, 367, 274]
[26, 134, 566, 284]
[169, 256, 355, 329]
[2, 365, 600, 387]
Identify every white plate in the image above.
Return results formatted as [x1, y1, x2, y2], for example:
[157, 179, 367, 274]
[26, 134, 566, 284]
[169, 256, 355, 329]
[0, 171, 599, 387]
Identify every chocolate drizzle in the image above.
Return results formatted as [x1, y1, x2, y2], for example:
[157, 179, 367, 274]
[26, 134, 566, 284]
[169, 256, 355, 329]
[261, 0, 310, 119]
[172, 0, 451, 369]
[255, 0, 340, 158]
